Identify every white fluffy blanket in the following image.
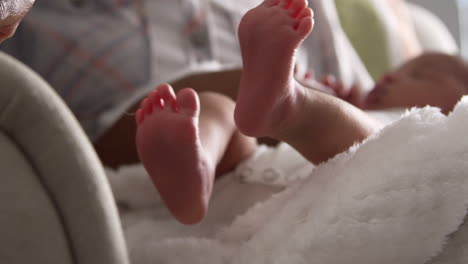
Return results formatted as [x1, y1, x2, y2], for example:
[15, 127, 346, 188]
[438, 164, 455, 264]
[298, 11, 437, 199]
[107, 99, 468, 264]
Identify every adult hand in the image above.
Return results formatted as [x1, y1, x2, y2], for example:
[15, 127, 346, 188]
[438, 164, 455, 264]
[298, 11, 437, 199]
[0, 0, 35, 42]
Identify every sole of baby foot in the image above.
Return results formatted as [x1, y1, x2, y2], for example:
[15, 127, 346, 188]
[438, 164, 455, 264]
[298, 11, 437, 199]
[136, 84, 215, 224]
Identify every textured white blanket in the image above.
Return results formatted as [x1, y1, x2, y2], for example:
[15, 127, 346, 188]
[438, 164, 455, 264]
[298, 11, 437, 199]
[107, 99, 468, 264]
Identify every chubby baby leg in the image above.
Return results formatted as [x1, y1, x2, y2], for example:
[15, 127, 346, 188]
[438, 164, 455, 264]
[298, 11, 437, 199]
[235, 0, 314, 137]
[236, 0, 380, 163]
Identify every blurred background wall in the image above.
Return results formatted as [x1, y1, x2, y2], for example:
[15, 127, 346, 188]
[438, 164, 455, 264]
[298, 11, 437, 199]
[408, 0, 466, 56]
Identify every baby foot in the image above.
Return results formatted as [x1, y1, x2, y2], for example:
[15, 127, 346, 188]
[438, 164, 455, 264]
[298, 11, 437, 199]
[135, 84, 214, 224]
[235, 0, 314, 137]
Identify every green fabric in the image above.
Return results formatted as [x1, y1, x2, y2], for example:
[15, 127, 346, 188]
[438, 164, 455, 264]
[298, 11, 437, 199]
[335, 0, 391, 80]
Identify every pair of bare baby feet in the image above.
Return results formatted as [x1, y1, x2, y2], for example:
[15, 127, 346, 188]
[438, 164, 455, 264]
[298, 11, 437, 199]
[136, 0, 314, 224]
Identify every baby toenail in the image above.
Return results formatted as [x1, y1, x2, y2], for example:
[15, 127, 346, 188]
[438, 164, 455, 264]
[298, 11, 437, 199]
[140, 98, 148, 108]
[171, 99, 180, 112]
[150, 90, 158, 97]
[154, 95, 164, 109]
[149, 91, 158, 103]
[136, 109, 144, 124]
[144, 101, 154, 114]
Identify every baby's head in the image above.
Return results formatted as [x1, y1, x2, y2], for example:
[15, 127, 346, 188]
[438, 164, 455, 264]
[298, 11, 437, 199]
[364, 52, 468, 114]
[0, 0, 35, 42]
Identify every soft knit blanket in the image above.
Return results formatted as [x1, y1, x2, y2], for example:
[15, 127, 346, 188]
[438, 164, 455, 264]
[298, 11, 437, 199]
[107, 98, 468, 264]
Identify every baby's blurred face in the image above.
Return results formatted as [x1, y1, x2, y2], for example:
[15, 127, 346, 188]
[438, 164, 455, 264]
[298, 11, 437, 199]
[364, 54, 467, 114]
[0, 0, 34, 42]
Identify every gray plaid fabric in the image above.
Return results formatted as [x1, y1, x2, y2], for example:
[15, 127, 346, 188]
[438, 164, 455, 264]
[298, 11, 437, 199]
[1, 0, 371, 140]
[1, 0, 244, 141]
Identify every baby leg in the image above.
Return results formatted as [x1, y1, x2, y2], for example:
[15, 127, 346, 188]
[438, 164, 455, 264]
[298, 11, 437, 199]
[236, 0, 381, 164]
[136, 84, 256, 224]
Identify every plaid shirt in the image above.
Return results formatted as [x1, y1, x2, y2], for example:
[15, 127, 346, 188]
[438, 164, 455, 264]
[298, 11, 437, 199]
[1, 0, 246, 140]
[1, 0, 372, 140]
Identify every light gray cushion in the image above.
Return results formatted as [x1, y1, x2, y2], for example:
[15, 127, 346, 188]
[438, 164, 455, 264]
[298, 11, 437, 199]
[0, 131, 72, 263]
[0, 52, 129, 264]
